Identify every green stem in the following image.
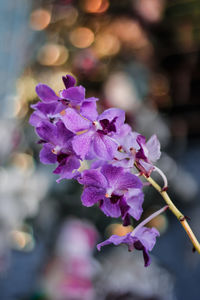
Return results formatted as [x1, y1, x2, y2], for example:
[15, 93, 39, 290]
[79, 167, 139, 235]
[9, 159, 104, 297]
[144, 174, 200, 254]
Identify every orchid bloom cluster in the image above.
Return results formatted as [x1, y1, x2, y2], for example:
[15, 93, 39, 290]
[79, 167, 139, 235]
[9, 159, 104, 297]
[30, 74, 165, 267]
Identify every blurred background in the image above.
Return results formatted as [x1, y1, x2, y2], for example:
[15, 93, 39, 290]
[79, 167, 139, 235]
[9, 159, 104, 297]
[0, 0, 200, 299]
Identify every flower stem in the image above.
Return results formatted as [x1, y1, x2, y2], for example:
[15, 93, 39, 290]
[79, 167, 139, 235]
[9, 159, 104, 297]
[131, 205, 168, 237]
[144, 174, 200, 254]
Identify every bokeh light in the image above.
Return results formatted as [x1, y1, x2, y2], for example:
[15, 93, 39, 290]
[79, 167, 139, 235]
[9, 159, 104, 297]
[12, 153, 34, 172]
[16, 76, 37, 102]
[69, 27, 95, 48]
[106, 223, 133, 237]
[10, 230, 35, 251]
[29, 9, 51, 31]
[110, 18, 148, 49]
[94, 33, 120, 57]
[104, 72, 140, 111]
[134, 0, 166, 23]
[38, 71, 76, 92]
[63, 6, 78, 26]
[83, 0, 109, 13]
[37, 44, 69, 66]
[145, 209, 168, 234]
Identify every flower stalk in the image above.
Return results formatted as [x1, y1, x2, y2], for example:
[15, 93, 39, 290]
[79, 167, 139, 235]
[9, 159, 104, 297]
[143, 173, 200, 254]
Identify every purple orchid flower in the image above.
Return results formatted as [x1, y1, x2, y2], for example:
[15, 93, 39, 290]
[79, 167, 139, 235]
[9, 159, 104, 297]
[59, 75, 99, 114]
[135, 134, 161, 176]
[97, 206, 168, 267]
[113, 131, 140, 168]
[61, 107, 125, 160]
[30, 74, 99, 128]
[29, 75, 75, 127]
[97, 226, 159, 267]
[78, 164, 143, 222]
[62, 74, 76, 89]
[29, 101, 64, 127]
[113, 132, 161, 176]
[36, 120, 80, 181]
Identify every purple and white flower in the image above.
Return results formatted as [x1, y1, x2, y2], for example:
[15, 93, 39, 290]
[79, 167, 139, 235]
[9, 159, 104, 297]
[36, 120, 80, 181]
[135, 134, 161, 176]
[97, 226, 159, 267]
[29, 74, 99, 128]
[97, 206, 168, 266]
[78, 164, 143, 222]
[61, 108, 125, 160]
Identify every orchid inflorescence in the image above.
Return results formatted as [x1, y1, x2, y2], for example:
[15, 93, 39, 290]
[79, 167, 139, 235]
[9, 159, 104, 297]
[30, 74, 200, 267]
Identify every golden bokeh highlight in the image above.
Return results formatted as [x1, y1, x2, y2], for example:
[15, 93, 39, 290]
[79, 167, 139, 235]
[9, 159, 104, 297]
[12, 153, 34, 172]
[83, 0, 109, 13]
[134, 0, 165, 23]
[63, 6, 78, 26]
[15, 75, 37, 118]
[107, 223, 133, 237]
[147, 214, 168, 234]
[110, 18, 148, 50]
[69, 27, 94, 48]
[37, 44, 69, 66]
[10, 230, 35, 251]
[38, 71, 76, 92]
[30, 9, 51, 31]
[17, 76, 37, 102]
[97, 0, 109, 13]
[94, 33, 120, 57]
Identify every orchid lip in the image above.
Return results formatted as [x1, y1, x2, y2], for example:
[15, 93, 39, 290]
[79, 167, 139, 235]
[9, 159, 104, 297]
[92, 120, 102, 131]
[52, 145, 61, 154]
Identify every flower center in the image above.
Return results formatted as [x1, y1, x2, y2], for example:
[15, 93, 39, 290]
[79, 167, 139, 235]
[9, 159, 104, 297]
[97, 118, 117, 135]
[92, 120, 102, 131]
[110, 194, 122, 204]
[57, 153, 69, 163]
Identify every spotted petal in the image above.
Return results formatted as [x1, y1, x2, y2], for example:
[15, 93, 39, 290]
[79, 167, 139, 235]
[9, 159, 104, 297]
[126, 189, 144, 220]
[100, 199, 121, 218]
[53, 155, 80, 182]
[93, 134, 118, 160]
[101, 164, 142, 190]
[78, 169, 107, 188]
[81, 186, 105, 207]
[98, 108, 125, 133]
[72, 130, 94, 160]
[62, 108, 91, 133]
[39, 143, 57, 164]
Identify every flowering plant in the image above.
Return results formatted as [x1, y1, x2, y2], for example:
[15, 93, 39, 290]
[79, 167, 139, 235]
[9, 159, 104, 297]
[30, 74, 200, 266]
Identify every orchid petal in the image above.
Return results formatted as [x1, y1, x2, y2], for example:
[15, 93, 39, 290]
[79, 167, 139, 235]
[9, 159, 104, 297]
[80, 101, 98, 121]
[60, 86, 85, 104]
[78, 169, 107, 188]
[36, 84, 60, 102]
[62, 108, 91, 133]
[146, 134, 161, 162]
[100, 199, 121, 218]
[39, 144, 57, 164]
[62, 74, 76, 89]
[93, 134, 117, 160]
[72, 130, 93, 160]
[81, 186, 105, 207]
